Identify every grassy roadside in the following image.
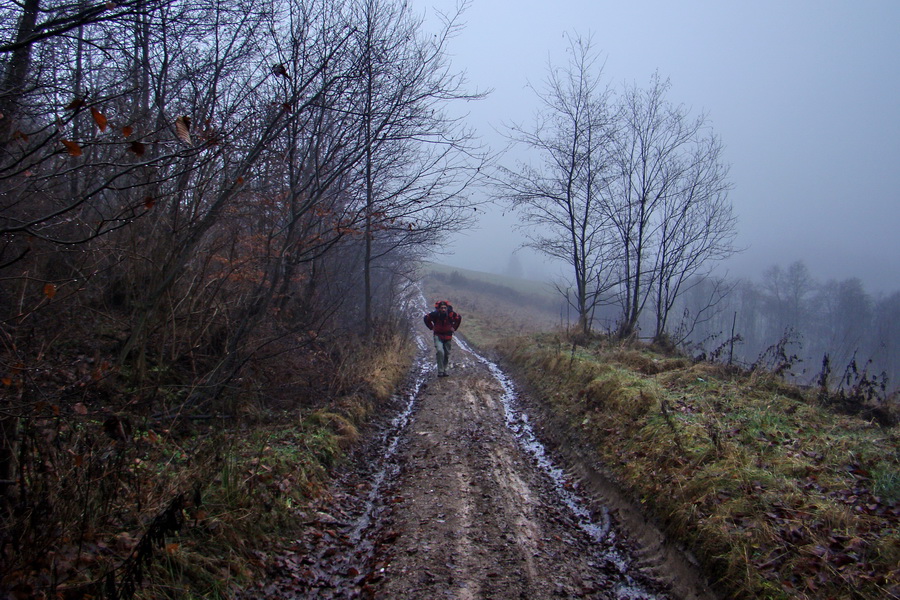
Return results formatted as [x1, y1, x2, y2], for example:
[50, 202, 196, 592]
[498, 335, 899, 599]
[134, 331, 416, 599]
[421, 268, 900, 599]
[2, 331, 415, 600]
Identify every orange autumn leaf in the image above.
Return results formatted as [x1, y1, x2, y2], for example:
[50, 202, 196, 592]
[129, 141, 145, 156]
[175, 115, 192, 145]
[144, 196, 155, 209]
[91, 107, 108, 131]
[165, 543, 179, 554]
[122, 125, 133, 138]
[61, 139, 82, 157]
[43, 283, 57, 298]
[1, 378, 11, 386]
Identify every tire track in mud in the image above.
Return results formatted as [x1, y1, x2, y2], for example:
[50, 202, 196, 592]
[373, 336, 662, 600]
[246, 330, 715, 599]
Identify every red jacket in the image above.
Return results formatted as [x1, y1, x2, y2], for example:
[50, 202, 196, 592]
[424, 309, 461, 341]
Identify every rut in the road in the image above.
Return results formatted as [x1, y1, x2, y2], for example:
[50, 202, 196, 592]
[372, 337, 665, 600]
[245, 332, 715, 600]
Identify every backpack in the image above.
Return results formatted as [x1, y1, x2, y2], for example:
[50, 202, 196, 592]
[434, 300, 454, 313]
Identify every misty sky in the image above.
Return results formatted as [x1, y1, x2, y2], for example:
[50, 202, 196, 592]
[429, 0, 900, 293]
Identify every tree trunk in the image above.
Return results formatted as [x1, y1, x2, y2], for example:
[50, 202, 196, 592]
[0, 0, 40, 145]
[362, 0, 375, 338]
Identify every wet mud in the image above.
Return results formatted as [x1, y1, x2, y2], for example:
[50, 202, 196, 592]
[245, 331, 717, 599]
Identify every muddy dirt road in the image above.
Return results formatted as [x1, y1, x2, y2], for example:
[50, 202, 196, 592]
[247, 331, 716, 599]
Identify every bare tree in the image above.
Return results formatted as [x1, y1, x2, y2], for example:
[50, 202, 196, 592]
[498, 34, 615, 335]
[872, 291, 900, 392]
[760, 260, 815, 345]
[650, 131, 736, 340]
[500, 55, 735, 340]
[354, 0, 485, 336]
[604, 73, 735, 339]
[809, 277, 872, 369]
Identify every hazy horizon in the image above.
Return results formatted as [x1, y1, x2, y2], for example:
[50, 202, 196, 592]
[428, 0, 899, 295]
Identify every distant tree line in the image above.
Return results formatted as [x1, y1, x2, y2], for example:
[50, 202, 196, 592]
[670, 261, 899, 394]
[0, 0, 483, 496]
[496, 34, 736, 340]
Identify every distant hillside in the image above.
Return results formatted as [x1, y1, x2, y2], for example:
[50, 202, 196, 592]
[423, 262, 558, 300]
[420, 262, 566, 348]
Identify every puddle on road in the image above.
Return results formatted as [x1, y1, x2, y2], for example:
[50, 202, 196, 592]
[456, 337, 661, 600]
[338, 305, 662, 599]
[262, 301, 665, 599]
[348, 333, 432, 543]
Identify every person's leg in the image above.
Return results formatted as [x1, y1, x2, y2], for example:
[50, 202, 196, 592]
[441, 339, 452, 374]
[433, 335, 446, 375]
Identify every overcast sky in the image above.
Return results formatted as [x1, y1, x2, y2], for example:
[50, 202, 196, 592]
[428, 0, 900, 293]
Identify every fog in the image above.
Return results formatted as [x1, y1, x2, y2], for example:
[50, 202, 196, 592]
[432, 0, 900, 293]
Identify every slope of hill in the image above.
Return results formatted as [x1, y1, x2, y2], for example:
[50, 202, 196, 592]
[420, 263, 564, 347]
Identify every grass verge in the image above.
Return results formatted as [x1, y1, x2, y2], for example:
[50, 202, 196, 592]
[1, 330, 415, 600]
[496, 333, 900, 599]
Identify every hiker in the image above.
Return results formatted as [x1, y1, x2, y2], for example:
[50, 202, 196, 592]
[424, 300, 462, 377]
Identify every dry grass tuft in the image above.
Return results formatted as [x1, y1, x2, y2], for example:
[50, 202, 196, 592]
[583, 375, 629, 410]
[365, 333, 414, 401]
[608, 349, 664, 374]
[304, 409, 360, 449]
